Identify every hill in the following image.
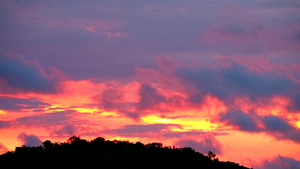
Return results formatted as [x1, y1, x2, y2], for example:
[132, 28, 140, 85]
[0, 136, 252, 169]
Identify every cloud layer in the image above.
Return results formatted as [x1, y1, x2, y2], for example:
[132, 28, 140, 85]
[0, 0, 299, 168]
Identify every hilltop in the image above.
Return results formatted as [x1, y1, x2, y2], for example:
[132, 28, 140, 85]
[0, 136, 252, 169]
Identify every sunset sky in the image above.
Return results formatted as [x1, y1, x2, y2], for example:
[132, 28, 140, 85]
[1, 0, 300, 168]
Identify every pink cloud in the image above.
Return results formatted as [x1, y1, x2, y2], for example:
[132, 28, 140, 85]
[202, 4, 300, 55]
[254, 155, 300, 169]
[0, 143, 8, 154]
[176, 133, 223, 155]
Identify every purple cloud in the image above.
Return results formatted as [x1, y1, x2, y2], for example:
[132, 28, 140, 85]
[219, 112, 300, 143]
[176, 134, 222, 155]
[0, 55, 60, 93]
[137, 84, 165, 110]
[0, 96, 50, 111]
[15, 110, 74, 127]
[0, 110, 74, 129]
[54, 125, 76, 136]
[254, 155, 300, 169]
[0, 121, 10, 129]
[219, 110, 259, 132]
[180, 63, 300, 110]
[0, 1, 299, 80]
[112, 123, 178, 135]
[17, 133, 42, 147]
[97, 89, 124, 110]
[262, 116, 293, 132]
[262, 116, 300, 143]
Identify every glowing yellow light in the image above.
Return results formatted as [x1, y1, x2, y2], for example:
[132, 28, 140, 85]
[143, 116, 175, 123]
[101, 111, 119, 117]
[0, 110, 6, 114]
[142, 115, 217, 131]
[296, 121, 300, 128]
[44, 105, 67, 112]
[73, 108, 99, 113]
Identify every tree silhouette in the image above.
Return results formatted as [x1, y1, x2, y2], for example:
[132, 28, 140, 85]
[0, 136, 252, 169]
[208, 150, 216, 160]
[67, 135, 81, 143]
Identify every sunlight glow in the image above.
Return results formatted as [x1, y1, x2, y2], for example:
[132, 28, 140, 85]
[74, 108, 99, 113]
[142, 115, 217, 131]
[101, 111, 119, 117]
[0, 110, 6, 114]
[44, 105, 67, 112]
[296, 121, 300, 128]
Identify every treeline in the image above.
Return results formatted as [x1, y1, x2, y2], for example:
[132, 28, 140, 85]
[0, 136, 252, 169]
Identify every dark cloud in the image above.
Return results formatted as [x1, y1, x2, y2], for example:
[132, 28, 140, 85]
[287, 94, 300, 112]
[114, 123, 172, 133]
[219, 112, 300, 143]
[17, 133, 42, 147]
[54, 125, 76, 136]
[0, 120, 10, 129]
[138, 84, 165, 110]
[176, 134, 222, 154]
[262, 116, 293, 132]
[0, 110, 74, 129]
[112, 123, 179, 135]
[15, 110, 74, 127]
[254, 155, 300, 169]
[181, 64, 300, 107]
[261, 116, 300, 143]
[122, 112, 140, 119]
[0, 96, 50, 111]
[219, 110, 258, 132]
[163, 131, 214, 138]
[0, 55, 59, 93]
[97, 89, 124, 109]
[94, 89, 140, 119]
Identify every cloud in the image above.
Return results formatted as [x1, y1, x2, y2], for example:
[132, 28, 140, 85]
[15, 110, 74, 127]
[287, 94, 300, 112]
[180, 63, 300, 109]
[112, 123, 178, 135]
[254, 155, 300, 169]
[97, 89, 124, 110]
[0, 96, 50, 111]
[262, 116, 300, 143]
[54, 125, 76, 136]
[219, 110, 258, 132]
[201, 3, 300, 56]
[94, 88, 141, 119]
[137, 84, 165, 110]
[219, 112, 300, 143]
[0, 143, 8, 154]
[163, 131, 227, 139]
[0, 120, 10, 129]
[176, 134, 222, 154]
[17, 133, 42, 147]
[262, 116, 293, 132]
[0, 55, 60, 93]
[0, 110, 74, 129]
[94, 83, 167, 119]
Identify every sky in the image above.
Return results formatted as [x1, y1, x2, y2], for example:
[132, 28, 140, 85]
[0, 0, 300, 168]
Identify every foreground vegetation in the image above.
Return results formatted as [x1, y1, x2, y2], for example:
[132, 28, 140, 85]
[0, 136, 252, 169]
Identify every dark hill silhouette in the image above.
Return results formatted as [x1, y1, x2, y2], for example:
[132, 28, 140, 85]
[0, 136, 252, 169]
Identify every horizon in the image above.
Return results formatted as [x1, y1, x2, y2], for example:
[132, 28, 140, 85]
[0, 1, 300, 169]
